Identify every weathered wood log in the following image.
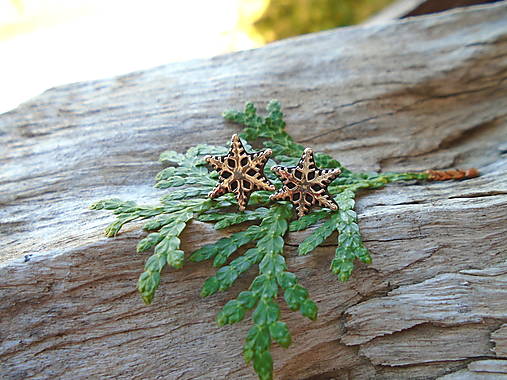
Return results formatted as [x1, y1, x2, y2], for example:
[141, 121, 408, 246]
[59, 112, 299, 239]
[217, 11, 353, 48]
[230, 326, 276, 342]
[1, 2, 507, 379]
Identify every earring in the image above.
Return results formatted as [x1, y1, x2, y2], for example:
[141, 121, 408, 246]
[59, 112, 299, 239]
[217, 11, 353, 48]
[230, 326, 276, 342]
[270, 148, 341, 218]
[205, 134, 275, 211]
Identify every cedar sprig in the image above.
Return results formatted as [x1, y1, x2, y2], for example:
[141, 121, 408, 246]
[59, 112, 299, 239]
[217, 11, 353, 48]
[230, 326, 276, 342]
[91, 100, 478, 380]
[193, 204, 316, 380]
[91, 144, 234, 303]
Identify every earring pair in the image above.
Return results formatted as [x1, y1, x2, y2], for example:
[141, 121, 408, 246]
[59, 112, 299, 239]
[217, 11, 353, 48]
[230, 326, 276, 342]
[205, 134, 341, 218]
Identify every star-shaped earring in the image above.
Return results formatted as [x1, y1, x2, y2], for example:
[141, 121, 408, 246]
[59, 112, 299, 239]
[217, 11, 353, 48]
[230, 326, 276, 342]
[205, 134, 275, 210]
[270, 148, 341, 218]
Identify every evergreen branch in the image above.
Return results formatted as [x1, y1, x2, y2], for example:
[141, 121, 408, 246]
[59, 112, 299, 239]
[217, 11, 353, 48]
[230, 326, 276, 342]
[160, 144, 228, 167]
[90, 199, 165, 237]
[224, 100, 349, 174]
[288, 209, 330, 231]
[161, 187, 211, 202]
[155, 146, 224, 189]
[137, 210, 193, 304]
[194, 228, 262, 267]
[298, 216, 337, 255]
[293, 189, 370, 278]
[331, 190, 371, 281]
[249, 190, 274, 205]
[91, 100, 479, 380]
[92, 143, 237, 304]
[198, 207, 270, 230]
[200, 248, 263, 297]
[209, 204, 316, 380]
[136, 196, 237, 304]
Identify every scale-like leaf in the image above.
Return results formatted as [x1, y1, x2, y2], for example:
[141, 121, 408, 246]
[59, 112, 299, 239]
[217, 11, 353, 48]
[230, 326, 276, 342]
[90, 100, 466, 380]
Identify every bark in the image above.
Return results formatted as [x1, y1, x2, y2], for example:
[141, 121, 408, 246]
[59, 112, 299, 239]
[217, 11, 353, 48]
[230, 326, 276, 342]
[1, 2, 507, 379]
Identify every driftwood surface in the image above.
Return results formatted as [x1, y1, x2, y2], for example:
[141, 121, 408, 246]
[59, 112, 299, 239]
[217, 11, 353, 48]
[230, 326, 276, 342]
[1, 3, 507, 379]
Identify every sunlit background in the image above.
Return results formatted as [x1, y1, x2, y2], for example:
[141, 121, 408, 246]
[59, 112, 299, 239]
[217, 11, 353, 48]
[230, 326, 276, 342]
[0, 0, 395, 114]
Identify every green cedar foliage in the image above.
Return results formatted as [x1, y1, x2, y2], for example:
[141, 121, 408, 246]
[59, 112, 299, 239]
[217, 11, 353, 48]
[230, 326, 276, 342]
[91, 100, 433, 380]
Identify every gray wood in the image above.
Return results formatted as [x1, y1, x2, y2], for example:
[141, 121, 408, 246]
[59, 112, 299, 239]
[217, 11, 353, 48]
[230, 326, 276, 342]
[439, 360, 507, 379]
[468, 360, 507, 373]
[493, 324, 507, 357]
[1, 2, 507, 379]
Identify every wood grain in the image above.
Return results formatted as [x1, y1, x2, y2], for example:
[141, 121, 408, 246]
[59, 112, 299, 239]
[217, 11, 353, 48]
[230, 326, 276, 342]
[439, 360, 507, 379]
[493, 324, 507, 358]
[1, 2, 507, 379]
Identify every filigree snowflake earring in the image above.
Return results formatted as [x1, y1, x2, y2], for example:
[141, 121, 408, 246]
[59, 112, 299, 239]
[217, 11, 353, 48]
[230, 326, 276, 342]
[270, 148, 342, 217]
[205, 134, 275, 210]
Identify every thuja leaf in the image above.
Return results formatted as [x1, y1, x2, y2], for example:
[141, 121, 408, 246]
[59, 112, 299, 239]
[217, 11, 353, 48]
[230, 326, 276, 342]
[91, 100, 478, 380]
[202, 204, 317, 380]
[269, 321, 291, 348]
[161, 187, 210, 202]
[90, 199, 165, 237]
[224, 100, 348, 174]
[330, 189, 371, 281]
[300, 299, 318, 320]
[90, 198, 129, 210]
[286, 187, 371, 281]
[156, 144, 228, 189]
[137, 232, 163, 252]
[283, 284, 309, 311]
[224, 100, 304, 159]
[189, 225, 263, 264]
[298, 217, 336, 255]
[198, 206, 288, 297]
[156, 175, 215, 189]
[253, 299, 280, 325]
[159, 150, 186, 164]
[201, 248, 263, 297]
[138, 211, 194, 304]
[198, 208, 270, 229]
[247, 189, 276, 206]
[160, 144, 228, 167]
[289, 209, 329, 231]
[142, 213, 186, 231]
[103, 215, 138, 237]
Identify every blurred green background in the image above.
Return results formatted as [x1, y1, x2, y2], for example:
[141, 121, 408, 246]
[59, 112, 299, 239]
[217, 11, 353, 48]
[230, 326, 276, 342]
[254, 0, 395, 42]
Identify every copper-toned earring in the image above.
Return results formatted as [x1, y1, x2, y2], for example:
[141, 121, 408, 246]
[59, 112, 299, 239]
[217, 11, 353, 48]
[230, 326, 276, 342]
[270, 148, 341, 218]
[205, 134, 275, 210]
